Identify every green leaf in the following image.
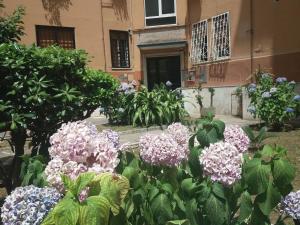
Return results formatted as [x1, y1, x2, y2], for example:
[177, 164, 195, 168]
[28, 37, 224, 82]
[181, 178, 197, 197]
[207, 127, 219, 143]
[244, 158, 271, 194]
[78, 196, 110, 225]
[256, 180, 281, 216]
[212, 182, 226, 200]
[196, 129, 210, 148]
[151, 193, 173, 224]
[52, 198, 80, 225]
[238, 191, 252, 222]
[213, 120, 225, 138]
[75, 172, 95, 195]
[166, 219, 190, 225]
[205, 194, 228, 225]
[98, 173, 130, 215]
[272, 158, 295, 186]
[188, 147, 202, 178]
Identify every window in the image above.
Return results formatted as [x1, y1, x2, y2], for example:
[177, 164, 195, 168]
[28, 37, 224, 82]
[211, 12, 230, 60]
[36, 25, 75, 49]
[191, 20, 208, 64]
[144, 0, 176, 26]
[110, 30, 130, 68]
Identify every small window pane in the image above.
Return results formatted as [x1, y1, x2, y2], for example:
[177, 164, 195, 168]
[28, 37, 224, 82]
[36, 26, 75, 49]
[146, 16, 176, 26]
[145, 0, 159, 17]
[162, 0, 175, 14]
[110, 31, 130, 68]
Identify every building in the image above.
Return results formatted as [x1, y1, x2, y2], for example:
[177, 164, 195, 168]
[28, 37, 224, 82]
[3, 0, 300, 117]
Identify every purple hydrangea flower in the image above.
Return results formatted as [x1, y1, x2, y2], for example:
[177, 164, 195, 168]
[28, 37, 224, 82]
[286, 107, 295, 113]
[262, 92, 271, 98]
[224, 125, 250, 153]
[247, 105, 256, 113]
[276, 77, 287, 83]
[199, 142, 243, 186]
[293, 95, 300, 101]
[1, 185, 62, 225]
[270, 87, 277, 93]
[45, 121, 120, 192]
[139, 123, 189, 167]
[281, 190, 300, 220]
[166, 81, 173, 87]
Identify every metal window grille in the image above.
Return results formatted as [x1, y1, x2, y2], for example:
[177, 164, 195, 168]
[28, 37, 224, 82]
[191, 20, 208, 64]
[36, 25, 75, 49]
[211, 12, 230, 61]
[110, 31, 130, 68]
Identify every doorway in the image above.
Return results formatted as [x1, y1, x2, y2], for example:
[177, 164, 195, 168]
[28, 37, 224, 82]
[146, 55, 181, 90]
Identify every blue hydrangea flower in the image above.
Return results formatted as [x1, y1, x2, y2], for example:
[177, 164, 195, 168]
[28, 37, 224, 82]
[286, 107, 295, 113]
[261, 73, 270, 79]
[270, 87, 277, 93]
[1, 185, 62, 225]
[248, 83, 256, 93]
[166, 81, 173, 87]
[293, 95, 300, 101]
[281, 190, 300, 220]
[249, 83, 256, 88]
[247, 105, 256, 113]
[276, 77, 287, 83]
[262, 92, 271, 98]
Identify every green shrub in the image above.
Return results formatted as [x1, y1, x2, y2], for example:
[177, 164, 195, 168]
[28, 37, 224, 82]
[0, 43, 118, 189]
[103, 83, 187, 127]
[247, 72, 300, 129]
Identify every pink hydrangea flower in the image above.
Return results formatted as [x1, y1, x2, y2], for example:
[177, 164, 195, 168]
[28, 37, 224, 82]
[45, 121, 121, 192]
[167, 123, 190, 146]
[199, 142, 243, 186]
[224, 125, 250, 153]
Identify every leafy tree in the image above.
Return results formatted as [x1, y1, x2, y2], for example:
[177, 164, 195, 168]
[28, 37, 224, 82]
[0, 0, 25, 43]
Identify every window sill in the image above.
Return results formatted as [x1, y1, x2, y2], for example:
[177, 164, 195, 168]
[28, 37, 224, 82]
[111, 67, 133, 71]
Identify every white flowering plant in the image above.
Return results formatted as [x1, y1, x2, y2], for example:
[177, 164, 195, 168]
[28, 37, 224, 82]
[247, 71, 300, 129]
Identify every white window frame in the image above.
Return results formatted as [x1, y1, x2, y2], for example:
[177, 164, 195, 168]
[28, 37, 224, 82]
[191, 19, 208, 64]
[210, 12, 231, 61]
[144, 0, 177, 27]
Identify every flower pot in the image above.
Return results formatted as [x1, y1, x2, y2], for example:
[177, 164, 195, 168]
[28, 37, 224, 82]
[201, 107, 216, 118]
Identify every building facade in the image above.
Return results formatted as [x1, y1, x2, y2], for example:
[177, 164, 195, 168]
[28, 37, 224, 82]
[3, 0, 300, 117]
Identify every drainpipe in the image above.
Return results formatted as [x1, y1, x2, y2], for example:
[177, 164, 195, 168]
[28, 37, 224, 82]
[100, 0, 107, 71]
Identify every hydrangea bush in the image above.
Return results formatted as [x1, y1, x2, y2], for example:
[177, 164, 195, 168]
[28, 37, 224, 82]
[1, 186, 61, 225]
[247, 72, 300, 128]
[45, 121, 120, 192]
[1, 119, 298, 225]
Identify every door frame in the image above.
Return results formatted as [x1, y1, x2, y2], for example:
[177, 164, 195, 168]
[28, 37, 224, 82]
[142, 51, 184, 88]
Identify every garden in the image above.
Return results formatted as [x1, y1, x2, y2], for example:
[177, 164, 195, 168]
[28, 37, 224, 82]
[1, 2, 300, 225]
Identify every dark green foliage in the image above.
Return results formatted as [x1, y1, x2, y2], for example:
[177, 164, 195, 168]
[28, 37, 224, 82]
[0, 0, 25, 43]
[105, 84, 187, 127]
[111, 118, 295, 225]
[20, 155, 47, 187]
[242, 126, 270, 150]
[0, 43, 118, 191]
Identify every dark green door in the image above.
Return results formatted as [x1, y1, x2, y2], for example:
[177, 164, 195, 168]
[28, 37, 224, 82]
[146, 56, 181, 90]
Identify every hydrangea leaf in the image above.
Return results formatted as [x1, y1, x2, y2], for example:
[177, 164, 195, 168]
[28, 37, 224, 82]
[238, 191, 253, 222]
[166, 219, 190, 225]
[256, 180, 281, 216]
[272, 158, 295, 186]
[188, 146, 202, 178]
[98, 173, 130, 215]
[212, 120, 225, 138]
[244, 158, 271, 194]
[78, 196, 110, 225]
[150, 193, 173, 224]
[212, 182, 226, 200]
[196, 129, 210, 148]
[52, 198, 80, 225]
[75, 172, 96, 195]
[205, 194, 228, 225]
